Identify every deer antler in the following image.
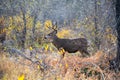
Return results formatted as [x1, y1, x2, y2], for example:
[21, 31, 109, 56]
[45, 21, 57, 30]
[52, 22, 58, 31]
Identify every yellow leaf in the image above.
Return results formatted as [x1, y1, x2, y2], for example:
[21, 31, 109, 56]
[29, 46, 33, 51]
[49, 47, 53, 52]
[56, 76, 61, 80]
[18, 74, 25, 80]
[36, 21, 42, 28]
[44, 20, 52, 30]
[39, 60, 43, 63]
[58, 48, 65, 55]
[57, 29, 71, 38]
[35, 54, 39, 58]
[65, 63, 68, 68]
[45, 45, 49, 51]
[37, 65, 41, 69]
[59, 63, 62, 68]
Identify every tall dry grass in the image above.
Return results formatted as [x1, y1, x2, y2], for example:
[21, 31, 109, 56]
[0, 50, 120, 80]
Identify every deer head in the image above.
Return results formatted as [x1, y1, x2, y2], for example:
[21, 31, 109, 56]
[44, 22, 58, 42]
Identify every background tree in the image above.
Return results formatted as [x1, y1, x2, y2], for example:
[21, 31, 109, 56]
[94, 0, 101, 51]
[19, 0, 27, 49]
[1, 0, 120, 80]
[110, 0, 120, 72]
[0, 0, 116, 53]
[0, 20, 6, 43]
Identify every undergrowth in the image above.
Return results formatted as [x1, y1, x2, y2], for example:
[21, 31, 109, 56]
[0, 50, 120, 80]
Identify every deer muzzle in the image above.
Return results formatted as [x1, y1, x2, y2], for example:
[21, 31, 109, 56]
[44, 35, 53, 42]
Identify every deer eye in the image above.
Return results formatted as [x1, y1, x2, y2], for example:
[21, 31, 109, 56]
[48, 34, 51, 36]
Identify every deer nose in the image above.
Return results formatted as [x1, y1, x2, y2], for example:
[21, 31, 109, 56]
[44, 36, 47, 39]
[44, 35, 49, 39]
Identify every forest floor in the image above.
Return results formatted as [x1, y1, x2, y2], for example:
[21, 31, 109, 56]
[0, 49, 120, 80]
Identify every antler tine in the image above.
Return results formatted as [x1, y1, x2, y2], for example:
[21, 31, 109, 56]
[46, 22, 52, 30]
[46, 25, 50, 29]
[52, 22, 57, 30]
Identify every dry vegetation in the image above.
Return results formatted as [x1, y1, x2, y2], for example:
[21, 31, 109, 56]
[0, 7, 118, 80]
[0, 0, 119, 80]
[0, 17, 119, 80]
[0, 50, 120, 80]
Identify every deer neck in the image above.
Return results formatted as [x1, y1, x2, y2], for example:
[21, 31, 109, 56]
[52, 35, 60, 47]
[53, 35, 59, 41]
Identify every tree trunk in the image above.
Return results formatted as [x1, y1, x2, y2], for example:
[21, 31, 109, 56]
[94, 0, 101, 50]
[0, 20, 6, 43]
[32, 14, 37, 34]
[116, 0, 120, 63]
[31, 14, 37, 47]
[110, 0, 120, 72]
[19, 2, 27, 50]
[21, 12, 26, 49]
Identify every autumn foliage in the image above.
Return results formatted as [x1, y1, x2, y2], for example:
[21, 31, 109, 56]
[0, 9, 118, 80]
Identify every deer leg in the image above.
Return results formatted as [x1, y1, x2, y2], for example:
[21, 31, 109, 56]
[80, 51, 87, 57]
[82, 49, 90, 57]
[59, 48, 66, 59]
[81, 46, 90, 56]
[79, 48, 90, 57]
[84, 50, 89, 55]
[78, 50, 85, 57]
[62, 52, 65, 58]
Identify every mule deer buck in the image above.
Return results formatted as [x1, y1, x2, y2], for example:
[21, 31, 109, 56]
[45, 22, 89, 57]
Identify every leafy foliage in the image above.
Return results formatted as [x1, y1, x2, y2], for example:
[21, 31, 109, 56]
[0, 0, 118, 80]
[57, 29, 72, 38]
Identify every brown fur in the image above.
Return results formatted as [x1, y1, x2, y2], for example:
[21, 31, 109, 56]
[45, 30, 89, 57]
